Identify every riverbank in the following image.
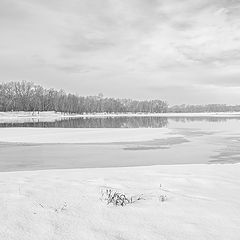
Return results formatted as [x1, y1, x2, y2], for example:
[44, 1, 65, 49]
[0, 163, 239, 240]
[1, 111, 240, 124]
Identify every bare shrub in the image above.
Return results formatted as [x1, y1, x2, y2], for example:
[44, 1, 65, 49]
[101, 185, 167, 206]
[159, 195, 167, 202]
[101, 188, 145, 206]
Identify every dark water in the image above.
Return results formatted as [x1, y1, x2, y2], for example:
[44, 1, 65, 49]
[1, 116, 240, 128]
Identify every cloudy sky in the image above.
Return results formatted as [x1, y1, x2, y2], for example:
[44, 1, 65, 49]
[1, 0, 240, 105]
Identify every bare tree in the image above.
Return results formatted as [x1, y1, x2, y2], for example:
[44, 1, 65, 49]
[0, 81, 170, 113]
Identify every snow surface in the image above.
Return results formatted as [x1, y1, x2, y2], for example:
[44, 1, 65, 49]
[0, 128, 176, 144]
[0, 164, 239, 240]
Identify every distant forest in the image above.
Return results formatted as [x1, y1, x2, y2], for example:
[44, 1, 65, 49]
[0, 81, 167, 113]
[0, 81, 239, 113]
[168, 104, 240, 113]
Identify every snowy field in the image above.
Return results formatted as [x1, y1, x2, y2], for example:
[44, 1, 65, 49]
[0, 164, 239, 240]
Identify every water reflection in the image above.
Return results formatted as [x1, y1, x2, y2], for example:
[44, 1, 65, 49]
[0, 116, 240, 128]
[171, 117, 240, 123]
[0, 117, 168, 128]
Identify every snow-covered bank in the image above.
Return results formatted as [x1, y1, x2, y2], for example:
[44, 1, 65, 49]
[0, 111, 68, 123]
[71, 112, 240, 118]
[0, 163, 239, 240]
[0, 111, 64, 119]
[0, 128, 176, 144]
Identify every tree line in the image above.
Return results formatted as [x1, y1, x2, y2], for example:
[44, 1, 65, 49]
[1, 81, 239, 113]
[168, 104, 240, 113]
[0, 81, 168, 113]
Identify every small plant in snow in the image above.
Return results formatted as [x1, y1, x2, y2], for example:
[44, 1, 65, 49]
[159, 184, 167, 202]
[39, 202, 68, 213]
[100, 184, 167, 206]
[55, 202, 67, 212]
[159, 195, 167, 202]
[101, 188, 144, 206]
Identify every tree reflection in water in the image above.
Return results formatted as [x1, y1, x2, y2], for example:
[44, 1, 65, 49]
[0, 116, 239, 128]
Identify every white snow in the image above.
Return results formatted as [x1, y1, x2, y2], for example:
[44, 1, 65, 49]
[74, 112, 240, 118]
[0, 111, 65, 123]
[0, 128, 176, 144]
[0, 163, 239, 240]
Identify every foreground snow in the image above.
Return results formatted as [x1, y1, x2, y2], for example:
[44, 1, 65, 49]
[0, 164, 239, 240]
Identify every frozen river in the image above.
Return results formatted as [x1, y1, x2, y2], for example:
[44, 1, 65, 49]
[0, 116, 240, 171]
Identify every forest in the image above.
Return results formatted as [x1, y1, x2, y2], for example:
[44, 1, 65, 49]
[168, 104, 240, 113]
[0, 81, 168, 113]
[0, 81, 239, 113]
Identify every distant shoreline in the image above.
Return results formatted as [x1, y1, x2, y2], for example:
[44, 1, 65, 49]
[1, 111, 240, 121]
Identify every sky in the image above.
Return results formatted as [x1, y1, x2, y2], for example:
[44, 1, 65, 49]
[0, 0, 240, 105]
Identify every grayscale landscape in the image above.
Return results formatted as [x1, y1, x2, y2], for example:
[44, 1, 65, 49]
[0, 1, 240, 240]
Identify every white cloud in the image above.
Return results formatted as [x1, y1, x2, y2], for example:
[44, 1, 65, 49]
[0, 0, 240, 104]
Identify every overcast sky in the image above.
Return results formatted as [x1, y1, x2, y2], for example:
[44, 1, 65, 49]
[1, 0, 240, 105]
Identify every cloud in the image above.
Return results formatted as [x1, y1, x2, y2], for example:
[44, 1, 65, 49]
[0, 0, 240, 104]
[0, 0, 30, 22]
[64, 37, 115, 53]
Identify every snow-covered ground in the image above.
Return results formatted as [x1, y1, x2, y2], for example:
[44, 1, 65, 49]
[0, 128, 176, 144]
[0, 111, 67, 123]
[0, 164, 239, 240]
